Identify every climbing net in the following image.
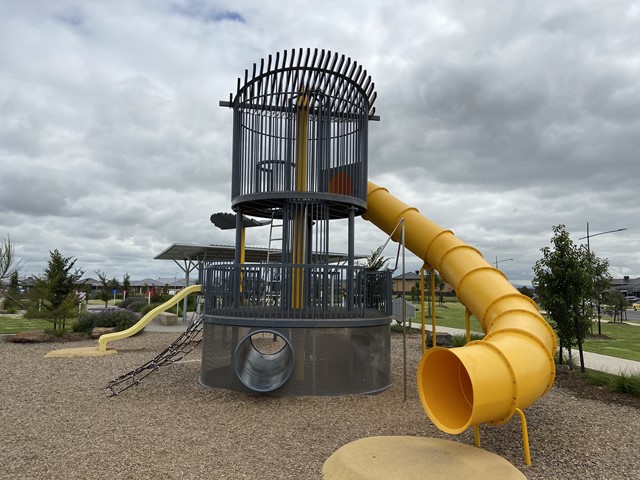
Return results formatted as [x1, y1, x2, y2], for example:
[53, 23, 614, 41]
[105, 312, 203, 397]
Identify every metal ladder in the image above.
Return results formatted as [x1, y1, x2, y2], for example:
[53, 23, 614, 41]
[266, 211, 283, 264]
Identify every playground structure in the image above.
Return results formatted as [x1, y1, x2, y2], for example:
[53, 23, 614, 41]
[45, 48, 557, 473]
[200, 48, 393, 396]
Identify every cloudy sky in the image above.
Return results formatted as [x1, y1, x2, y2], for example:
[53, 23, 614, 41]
[2, 0, 639, 285]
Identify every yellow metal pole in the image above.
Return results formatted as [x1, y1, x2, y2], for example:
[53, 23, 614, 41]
[292, 91, 309, 309]
[473, 425, 481, 447]
[515, 408, 532, 465]
[465, 308, 471, 344]
[420, 265, 426, 355]
[239, 217, 246, 303]
[430, 268, 436, 348]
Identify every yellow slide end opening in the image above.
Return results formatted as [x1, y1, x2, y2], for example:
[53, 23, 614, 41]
[417, 342, 517, 434]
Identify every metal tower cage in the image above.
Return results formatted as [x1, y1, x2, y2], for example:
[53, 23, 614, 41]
[201, 49, 391, 396]
[221, 47, 378, 220]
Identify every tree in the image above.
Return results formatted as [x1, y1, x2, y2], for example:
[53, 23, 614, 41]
[532, 225, 606, 372]
[30, 250, 83, 331]
[122, 273, 131, 298]
[96, 270, 120, 307]
[0, 235, 22, 282]
[109, 277, 121, 302]
[0, 235, 26, 309]
[584, 252, 612, 335]
[410, 282, 420, 301]
[96, 270, 111, 307]
[517, 285, 535, 299]
[435, 272, 445, 306]
[364, 246, 390, 271]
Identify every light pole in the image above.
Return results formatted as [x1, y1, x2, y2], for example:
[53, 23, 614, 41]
[579, 223, 627, 254]
[576, 222, 626, 371]
[494, 257, 514, 270]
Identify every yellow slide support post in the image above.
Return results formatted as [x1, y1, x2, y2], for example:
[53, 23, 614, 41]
[45, 284, 202, 358]
[362, 182, 556, 435]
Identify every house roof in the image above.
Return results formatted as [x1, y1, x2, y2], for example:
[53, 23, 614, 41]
[392, 272, 422, 281]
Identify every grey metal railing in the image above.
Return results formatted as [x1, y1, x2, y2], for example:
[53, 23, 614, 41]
[203, 263, 391, 320]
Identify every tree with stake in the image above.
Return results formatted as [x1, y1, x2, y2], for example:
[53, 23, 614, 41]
[533, 225, 594, 372]
[96, 270, 112, 307]
[30, 250, 83, 332]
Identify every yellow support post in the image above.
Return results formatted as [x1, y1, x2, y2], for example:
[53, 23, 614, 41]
[292, 90, 309, 310]
[420, 265, 426, 355]
[430, 268, 436, 348]
[515, 408, 532, 466]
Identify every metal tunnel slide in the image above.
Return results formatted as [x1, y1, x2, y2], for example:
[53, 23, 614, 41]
[362, 182, 557, 434]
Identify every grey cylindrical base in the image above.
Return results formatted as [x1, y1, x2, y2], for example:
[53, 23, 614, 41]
[199, 320, 391, 396]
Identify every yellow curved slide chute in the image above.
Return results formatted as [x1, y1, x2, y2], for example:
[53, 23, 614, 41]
[98, 284, 202, 352]
[363, 182, 556, 434]
[45, 284, 202, 358]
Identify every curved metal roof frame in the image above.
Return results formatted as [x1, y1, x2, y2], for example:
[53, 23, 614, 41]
[220, 47, 379, 121]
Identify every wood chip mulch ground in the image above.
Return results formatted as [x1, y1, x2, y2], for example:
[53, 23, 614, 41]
[1, 331, 638, 479]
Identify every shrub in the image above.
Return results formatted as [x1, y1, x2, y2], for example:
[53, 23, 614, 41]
[119, 296, 145, 309]
[140, 303, 163, 316]
[73, 309, 141, 333]
[451, 333, 484, 347]
[119, 296, 148, 313]
[584, 370, 640, 396]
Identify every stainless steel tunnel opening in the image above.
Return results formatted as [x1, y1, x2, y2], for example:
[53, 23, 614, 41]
[233, 329, 295, 393]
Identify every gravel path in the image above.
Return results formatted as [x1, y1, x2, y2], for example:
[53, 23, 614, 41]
[1, 332, 638, 479]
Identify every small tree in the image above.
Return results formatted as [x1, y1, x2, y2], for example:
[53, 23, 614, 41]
[122, 273, 131, 298]
[410, 282, 420, 302]
[585, 253, 612, 335]
[435, 272, 445, 306]
[0, 235, 26, 309]
[96, 270, 111, 307]
[30, 250, 83, 331]
[517, 285, 535, 299]
[109, 277, 121, 303]
[533, 225, 602, 372]
[96, 271, 121, 306]
[365, 246, 390, 272]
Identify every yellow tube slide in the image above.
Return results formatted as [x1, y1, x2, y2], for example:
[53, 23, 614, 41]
[98, 284, 202, 352]
[363, 182, 556, 434]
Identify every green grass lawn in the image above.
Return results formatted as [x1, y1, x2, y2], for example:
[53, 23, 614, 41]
[582, 321, 640, 362]
[0, 316, 53, 334]
[408, 300, 484, 332]
[407, 300, 640, 363]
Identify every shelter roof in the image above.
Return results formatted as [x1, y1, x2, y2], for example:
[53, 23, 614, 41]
[154, 243, 364, 265]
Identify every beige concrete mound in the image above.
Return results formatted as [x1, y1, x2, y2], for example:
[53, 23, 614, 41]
[45, 347, 117, 358]
[323, 436, 525, 480]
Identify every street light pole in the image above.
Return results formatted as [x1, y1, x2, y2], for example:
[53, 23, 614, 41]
[494, 257, 514, 269]
[576, 222, 627, 371]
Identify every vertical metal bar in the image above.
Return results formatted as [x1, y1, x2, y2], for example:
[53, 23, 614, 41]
[401, 218, 407, 402]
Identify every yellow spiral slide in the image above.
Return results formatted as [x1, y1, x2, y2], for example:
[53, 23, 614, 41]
[363, 182, 557, 434]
